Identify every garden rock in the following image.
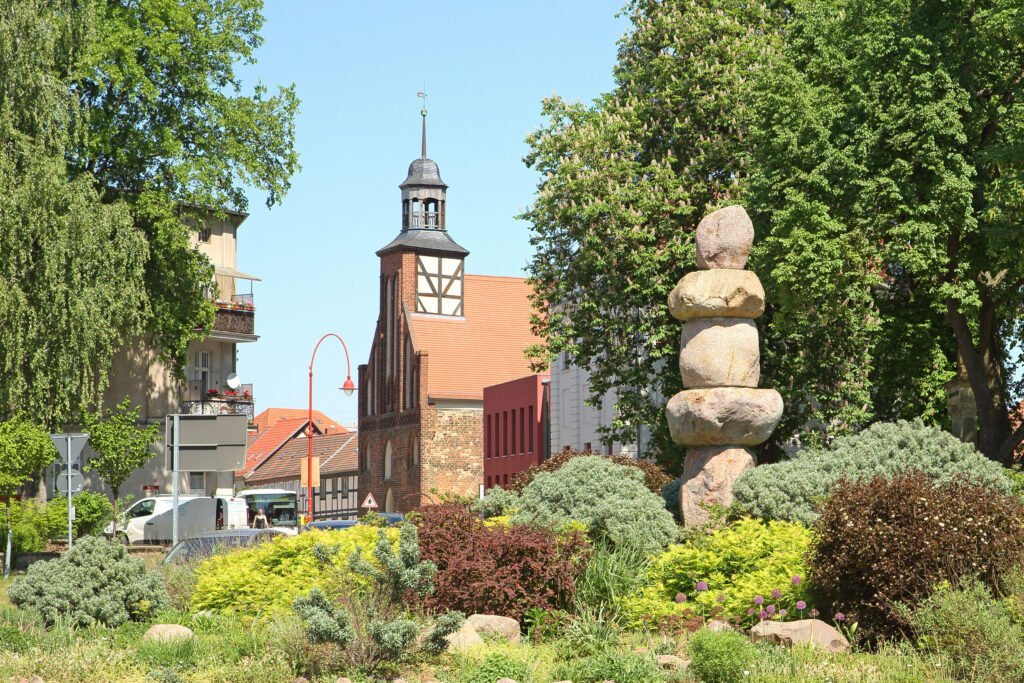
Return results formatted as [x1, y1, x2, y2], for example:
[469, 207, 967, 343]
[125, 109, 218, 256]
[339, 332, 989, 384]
[495, 679, 519, 683]
[704, 619, 742, 633]
[656, 654, 689, 670]
[668, 269, 764, 320]
[695, 205, 754, 269]
[750, 618, 850, 654]
[679, 318, 760, 387]
[142, 623, 194, 643]
[466, 613, 522, 642]
[445, 620, 484, 650]
[667, 387, 783, 446]
[680, 447, 755, 526]
[17, 678, 44, 683]
[335, 678, 353, 683]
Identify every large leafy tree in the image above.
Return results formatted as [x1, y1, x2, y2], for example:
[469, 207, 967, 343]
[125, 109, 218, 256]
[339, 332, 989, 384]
[522, 0, 783, 462]
[0, 0, 149, 428]
[747, 0, 1024, 463]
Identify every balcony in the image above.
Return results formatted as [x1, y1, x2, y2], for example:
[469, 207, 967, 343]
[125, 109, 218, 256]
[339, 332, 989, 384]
[181, 385, 255, 422]
[211, 295, 256, 341]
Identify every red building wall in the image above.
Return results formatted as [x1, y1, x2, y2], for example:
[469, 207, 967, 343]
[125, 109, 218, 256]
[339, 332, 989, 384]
[483, 374, 549, 490]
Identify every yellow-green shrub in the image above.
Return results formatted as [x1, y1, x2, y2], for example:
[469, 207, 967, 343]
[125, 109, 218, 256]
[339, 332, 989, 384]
[191, 526, 397, 617]
[619, 517, 813, 629]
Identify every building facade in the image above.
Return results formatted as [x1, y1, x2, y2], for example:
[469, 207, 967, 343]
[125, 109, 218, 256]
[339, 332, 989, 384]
[357, 115, 539, 514]
[483, 374, 549, 490]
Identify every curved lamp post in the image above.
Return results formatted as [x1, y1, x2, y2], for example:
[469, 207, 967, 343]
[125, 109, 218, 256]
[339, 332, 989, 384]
[308, 333, 356, 521]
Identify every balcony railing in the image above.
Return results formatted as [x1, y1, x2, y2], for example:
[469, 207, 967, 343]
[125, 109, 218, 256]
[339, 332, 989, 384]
[180, 392, 254, 421]
[212, 302, 255, 337]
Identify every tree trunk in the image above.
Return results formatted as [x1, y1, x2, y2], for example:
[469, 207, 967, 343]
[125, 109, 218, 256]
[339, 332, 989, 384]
[4, 501, 11, 579]
[111, 486, 119, 538]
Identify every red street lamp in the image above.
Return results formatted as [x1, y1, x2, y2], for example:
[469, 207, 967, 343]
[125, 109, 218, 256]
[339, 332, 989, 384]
[308, 333, 355, 522]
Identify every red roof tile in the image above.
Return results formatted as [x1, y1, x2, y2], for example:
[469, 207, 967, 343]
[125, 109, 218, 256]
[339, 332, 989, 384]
[245, 432, 358, 484]
[239, 417, 308, 476]
[408, 274, 541, 401]
[253, 408, 347, 434]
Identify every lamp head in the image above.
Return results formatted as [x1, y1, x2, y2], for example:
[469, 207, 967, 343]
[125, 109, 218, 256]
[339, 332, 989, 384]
[341, 377, 356, 397]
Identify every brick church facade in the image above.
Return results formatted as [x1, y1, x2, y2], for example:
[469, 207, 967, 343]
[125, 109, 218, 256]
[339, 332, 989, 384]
[357, 113, 539, 514]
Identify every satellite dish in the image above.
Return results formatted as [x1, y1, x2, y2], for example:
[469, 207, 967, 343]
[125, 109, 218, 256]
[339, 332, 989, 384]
[225, 373, 241, 390]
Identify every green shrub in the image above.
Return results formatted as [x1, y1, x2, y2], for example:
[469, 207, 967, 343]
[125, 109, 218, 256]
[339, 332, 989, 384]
[662, 477, 682, 521]
[459, 652, 529, 683]
[810, 471, 1024, 640]
[734, 419, 1011, 526]
[687, 627, 756, 683]
[620, 517, 813, 629]
[574, 541, 651, 613]
[0, 623, 32, 652]
[551, 650, 666, 683]
[511, 455, 678, 555]
[42, 493, 113, 539]
[508, 447, 672, 495]
[191, 525, 396, 616]
[472, 485, 520, 518]
[6, 535, 166, 627]
[908, 577, 1024, 682]
[0, 499, 46, 553]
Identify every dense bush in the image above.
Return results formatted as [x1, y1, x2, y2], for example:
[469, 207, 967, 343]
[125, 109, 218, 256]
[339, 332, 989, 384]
[907, 577, 1024, 682]
[508, 447, 672, 494]
[6, 536, 166, 627]
[459, 652, 529, 683]
[43, 493, 113, 539]
[620, 517, 813, 629]
[471, 485, 520, 518]
[0, 499, 46, 553]
[192, 526, 397, 616]
[415, 503, 591, 620]
[687, 627, 757, 683]
[550, 650, 667, 683]
[810, 471, 1024, 640]
[511, 456, 678, 555]
[734, 419, 1012, 525]
[292, 524, 463, 674]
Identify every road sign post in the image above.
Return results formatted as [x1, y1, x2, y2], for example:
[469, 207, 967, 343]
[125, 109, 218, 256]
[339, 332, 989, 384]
[49, 433, 89, 551]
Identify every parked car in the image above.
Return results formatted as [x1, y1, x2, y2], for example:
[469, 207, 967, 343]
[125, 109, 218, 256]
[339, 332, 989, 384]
[163, 528, 286, 564]
[302, 512, 404, 533]
[106, 494, 249, 545]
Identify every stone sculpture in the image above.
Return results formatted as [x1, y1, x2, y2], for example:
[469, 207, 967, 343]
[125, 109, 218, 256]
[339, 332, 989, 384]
[667, 205, 783, 525]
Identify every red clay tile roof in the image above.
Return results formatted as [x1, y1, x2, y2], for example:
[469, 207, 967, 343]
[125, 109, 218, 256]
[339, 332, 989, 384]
[239, 417, 308, 476]
[245, 432, 358, 484]
[253, 408, 347, 434]
[408, 274, 541, 401]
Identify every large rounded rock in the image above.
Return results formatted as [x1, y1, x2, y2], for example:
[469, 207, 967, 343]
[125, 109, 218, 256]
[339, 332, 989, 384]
[695, 205, 754, 270]
[750, 619, 850, 653]
[679, 318, 760, 388]
[680, 447, 755, 526]
[466, 614, 521, 643]
[668, 270, 764, 321]
[666, 388, 783, 447]
[445, 621, 484, 651]
[142, 624, 194, 643]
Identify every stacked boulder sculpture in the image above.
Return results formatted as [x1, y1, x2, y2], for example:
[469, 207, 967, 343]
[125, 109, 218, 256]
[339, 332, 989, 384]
[666, 205, 783, 526]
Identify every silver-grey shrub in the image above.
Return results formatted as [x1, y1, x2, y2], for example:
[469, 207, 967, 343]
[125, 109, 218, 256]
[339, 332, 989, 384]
[7, 535, 167, 627]
[734, 419, 1012, 526]
[511, 455, 678, 555]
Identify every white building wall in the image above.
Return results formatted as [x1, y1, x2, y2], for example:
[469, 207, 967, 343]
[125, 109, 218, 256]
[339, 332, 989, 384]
[549, 352, 640, 458]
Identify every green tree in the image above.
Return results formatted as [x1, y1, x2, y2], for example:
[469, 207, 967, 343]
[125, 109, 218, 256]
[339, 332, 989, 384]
[83, 398, 161, 537]
[70, 0, 300, 374]
[746, 0, 1024, 462]
[521, 0, 782, 461]
[0, 416, 54, 576]
[0, 0, 150, 428]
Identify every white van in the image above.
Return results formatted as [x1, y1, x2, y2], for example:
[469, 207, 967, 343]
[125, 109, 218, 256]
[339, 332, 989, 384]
[107, 495, 248, 545]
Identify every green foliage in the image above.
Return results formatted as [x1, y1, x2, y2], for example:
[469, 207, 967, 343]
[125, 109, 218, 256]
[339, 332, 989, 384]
[507, 447, 672, 494]
[292, 587, 353, 645]
[662, 477, 682, 522]
[43, 493, 113, 539]
[0, 500, 46, 554]
[192, 526, 396, 617]
[511, 456, 678, 555]
[472, 485, 520, 518]
[0, 417, 55, 495]
[907, 577, 1024, 682]
[734, 420, 1011, 526]
[6, 536, 166, 627]
[459, 652, 529, 683]
[521, 0, 783, 463]
[686, 627, 757, 683]
[84, 397, 160, 496]
[422, 609, 465, 655]
[574, 541, 652, 614]
[551, 650, 666, 683]
[621, 517, 813, 630]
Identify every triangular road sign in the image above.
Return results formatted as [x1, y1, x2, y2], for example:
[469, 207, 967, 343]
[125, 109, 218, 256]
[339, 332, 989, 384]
[361, 493, 378, 509]
[50, 433, 89, 465]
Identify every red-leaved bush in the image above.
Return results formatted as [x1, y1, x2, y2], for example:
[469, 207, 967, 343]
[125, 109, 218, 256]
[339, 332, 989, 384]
[413, 503, 591, 620]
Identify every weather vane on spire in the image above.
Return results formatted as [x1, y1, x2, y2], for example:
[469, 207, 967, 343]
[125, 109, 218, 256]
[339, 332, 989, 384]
[417, 87, 427, 158]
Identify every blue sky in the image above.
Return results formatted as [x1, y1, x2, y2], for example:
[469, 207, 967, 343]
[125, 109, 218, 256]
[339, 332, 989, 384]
[234, 1, 629, 425]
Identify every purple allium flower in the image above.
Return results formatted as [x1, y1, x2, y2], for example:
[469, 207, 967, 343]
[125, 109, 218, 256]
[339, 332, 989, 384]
[780, 609, 787, 617]
[771, 588, 783, 599]
[792, 576, 802, 585]
[835, 612, 846, 622]
[697, 581, 708, 592]
[766, 605, 776, 614]
[675, 592, 686, 603]
[796, 601, 807, 610]
[748, 608, 755, 615]
[759, 610, 768, 620]
[754, 595, 764, 605]
[809, 608, 820, 618]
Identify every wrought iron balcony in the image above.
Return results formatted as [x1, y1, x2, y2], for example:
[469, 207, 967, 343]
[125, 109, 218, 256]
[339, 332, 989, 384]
[180, 390, 254, 422]
[211, 296, 255, 339]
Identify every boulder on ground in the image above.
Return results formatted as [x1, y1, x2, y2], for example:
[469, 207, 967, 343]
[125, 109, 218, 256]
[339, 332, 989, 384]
[466, 613, 521, 643]
[704, 619, 742, 634]
[680, 447, 756, 526]
[445, 620, 484, 651]
[695, 205, 755, 270]
[656, 654, 689, 670]
[679, 318, 760, 388]
[142, 624, 194, 643]
[667, 387, 783, 447]
[749, 618, 850, 653]
[668, 270, 764, 321]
